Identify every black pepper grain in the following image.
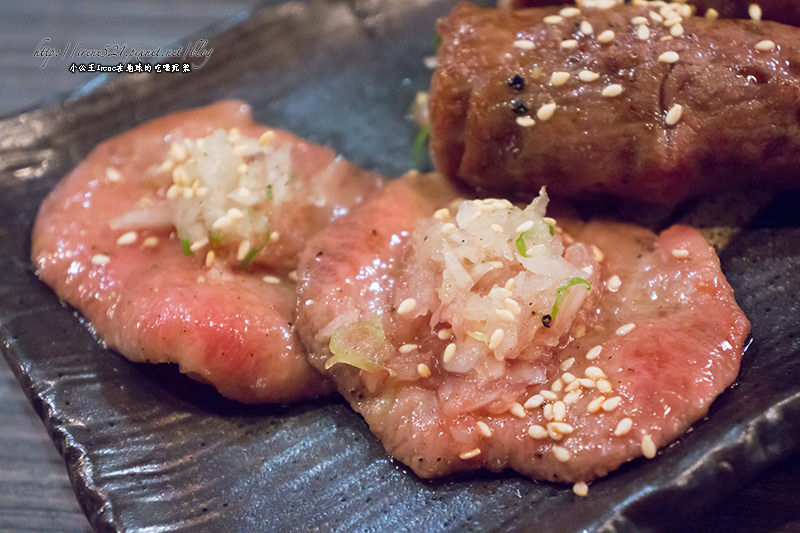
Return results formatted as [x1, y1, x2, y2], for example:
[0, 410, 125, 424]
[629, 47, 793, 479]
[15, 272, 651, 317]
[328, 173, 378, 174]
[541, 314, 552, 328]
[508, 74, 525, 91]
[510, 99, 529, 115]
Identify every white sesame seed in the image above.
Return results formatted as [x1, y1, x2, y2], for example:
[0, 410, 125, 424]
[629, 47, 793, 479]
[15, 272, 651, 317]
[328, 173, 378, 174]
[749, 3, 762, 20]
[560, 6, 581, 17]
[491, 223, 504, 233]
[263, 275, 281, 284]
[417, 363, 432, 378]
[441, 222, 457, 233]
[602, 84, 623, 98]
[614, 417, 633, 436]
[105, 167, 122, 182]
[196, 275, 205, 284]
[437, 328, 452, 340]
[489, 329, 505, 350]
[664, 15, 682, 27]
[514, 39, 535, 50]
[587, 396, 606, 413]
[573, 481, 589, 496]
[631, 15, 649, 25]
[142, 236, 159, 247]
[550, 71, 571, 86]
[433, 208, 450, 221]
[665, 104, 684, 126]
[399, 343, 418, 354]
[585, 366, 606, 379]
[516, 220, 535, 233]
[580, 20, 594, 35]
[168, 141, 188, 162]
[504, 298, 521, 315]
[636, 25, 651, 40]
[579, 70, 600, 82]
[641, 435, 657, 458]
[591, 244, 605, 262]
[582, 265, 594, 276]
[565, 379, 581, 393]
[258, 130, 276, 146]
[679, 3, 693, 17]
[607, 274, 622, 292]
[536, 102, 557, 121]
[443, 342, 457, 363]
[116, 231, 137, 245]
[553, 401, 566, 421]
[529, 424, 548, 439]
[755, 39, 776, 51]
[510, 402, 527, 418]
[288, 270, 297, 282]
[181, 187, 194, 200]
[468, 330, 486, 342]
[597, 379, 613, 393]
[397, 298, 417, 314]
[270, 231, 280, 243]
[560, 39, 579, 50]
[544, 14, 564, 24]
[166, 184, 181, 199]
[616, 323, 636, 336]
[602, 396, 622, 411]
[91, 254, 110, 265]
[459, 448, 482, 460]
[551, 378, 564, 392]
[516, 115, 537, 127]
[547, 424, 564, 441]
[495, 308, 516, 322]
[563, 390, 581, 404]
[579, 378, 597, 388]
[551, 421, 574, 434]
[190, 237, 209, 252]
[196, 186, 209, 197]
[705, 7, 719, 19]
[212, 216, 232, 230]
[205, 250, 215, 268]
[236, 240, 251, 261]
[597, 29, 615, 43]
[237, 163, 249, 175]
[561, 357, 575, 371]
[658, 51, 679, 63]
[562, 372, 576, 384]
[477, 421, 493, 438]
[543, 403, 555, 420]
[541, 390, 559, 401]
[552, 445, 571, 462]
[586, 345, 603, 360]
[670, 23, 684, 37]
[649, 11, 664, 22]
[525, 394, 545, 409]
[228, 128, 241, 142]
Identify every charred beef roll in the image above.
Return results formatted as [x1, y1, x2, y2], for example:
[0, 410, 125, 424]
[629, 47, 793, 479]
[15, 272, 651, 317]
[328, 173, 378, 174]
[430, 2, 800, 205]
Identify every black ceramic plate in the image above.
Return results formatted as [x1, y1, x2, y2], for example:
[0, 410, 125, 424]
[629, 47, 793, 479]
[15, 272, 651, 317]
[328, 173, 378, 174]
[1, 1, 799, 531]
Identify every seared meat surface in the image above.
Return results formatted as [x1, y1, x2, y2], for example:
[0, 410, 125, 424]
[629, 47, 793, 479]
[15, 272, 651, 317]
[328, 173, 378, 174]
[430, 2, 800, 205]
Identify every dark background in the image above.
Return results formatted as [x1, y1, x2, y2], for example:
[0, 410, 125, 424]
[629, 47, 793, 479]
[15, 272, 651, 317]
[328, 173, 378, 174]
[0, 1, 798, 531]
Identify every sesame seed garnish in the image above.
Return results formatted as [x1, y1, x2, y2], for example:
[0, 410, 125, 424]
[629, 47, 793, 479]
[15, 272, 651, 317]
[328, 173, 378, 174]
[142, 236, 159, 247]
[417, 363, 432, 378]
[614, 417, 633, 436]
[433, 208, 450, 221]
[437, 328, 452, 340]
[212, 216, 232, 230]
[561, 357, 575, 371]
[399, 343, 418, 354]
[631, 15, 649, 25]
[228, 128, 241, 142]
[749, 3, 762, 20]
[650, 11, 664, 22]
[204, 250, 215, 268]
[443, 342, 457, 363]
[637, 25, 651, 40]
[237, 163, 249, 175]
[560, 6, 581, 17]
[705, 7, 719, 19]
[468, 330, 486, 342]
[551, 378, 564, 392]
[597, 379, 613, 393]
[504, 298, 521, 315]
[755, 39, 776, 51]
[550, 71, 571, 86]
[495, 308, 516, 322]
[602, 396, 622, 412]
[553, 401, 566, 421]
[544, 14, 564, 24]
[580, 20, 594, 35]
[664, 15, 682, 27]
[514, 39, 535, 50]
[616, 323, 636, 336]
[551, 421, 574, 435]
[263, 275, 281, 284]
[547, 424, 563, 441]
[562, 372, 576, 384]
[536, 102, 557, 121]
[602, 84, 623, 98]
[529, 425, 548, 439]
[258, 130, 276, 146]
[196, 275, 205, 284]
[658, 51, 679, 63]
[441, 222, 457, 234]
[586, 345, 603, 360]
[116, 231, 137, 245]
[578, 70, 600, 82]
[288, 270, 298, 282]
[459, 448, 482, 460]
[190, 237, 209, 253]
[587, 396, 606, 413]
[597, 30, 615, 43]
[552, 445, 571, 462]
[516, 220, 535, 233]
[525, 394, 545, 409]
[665, 104, 684, 126]
[585, 366, 606, 379]
[560, 39, 579, 50]
[565, 379, 581, 393]
[579, 378, 597, 388]
[477, 421, 493, 437]
[541, 390, 559, 401]
[563, 390, 581, 404]
[91, 254, 110, 265]
[509, 402, 527, 418]
[543, 404, 555, 420]
[232, 241, 249, 261]
[573, 481, 589, 496]
[489, 328, 505, 350]
[670, 23, 684, 37]
[397, 298, 417, 314]
[607, 275, 622, 292]
[591, 244, 605, 262]
[105, 167, 122, 182]
[491, 223, 504, 233]
[641, 435, 657, 458]
[516, 115, 536, 127]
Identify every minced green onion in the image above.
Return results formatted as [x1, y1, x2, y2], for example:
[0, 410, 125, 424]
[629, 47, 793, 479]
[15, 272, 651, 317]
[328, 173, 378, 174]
[240, 245, 263, 267]
[180, 237, 193, 256]
[515, 231, 531, 257]
[551, 277, 591, 318]
[266, 185, 273, 200]
[412, 124, 431, 170]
